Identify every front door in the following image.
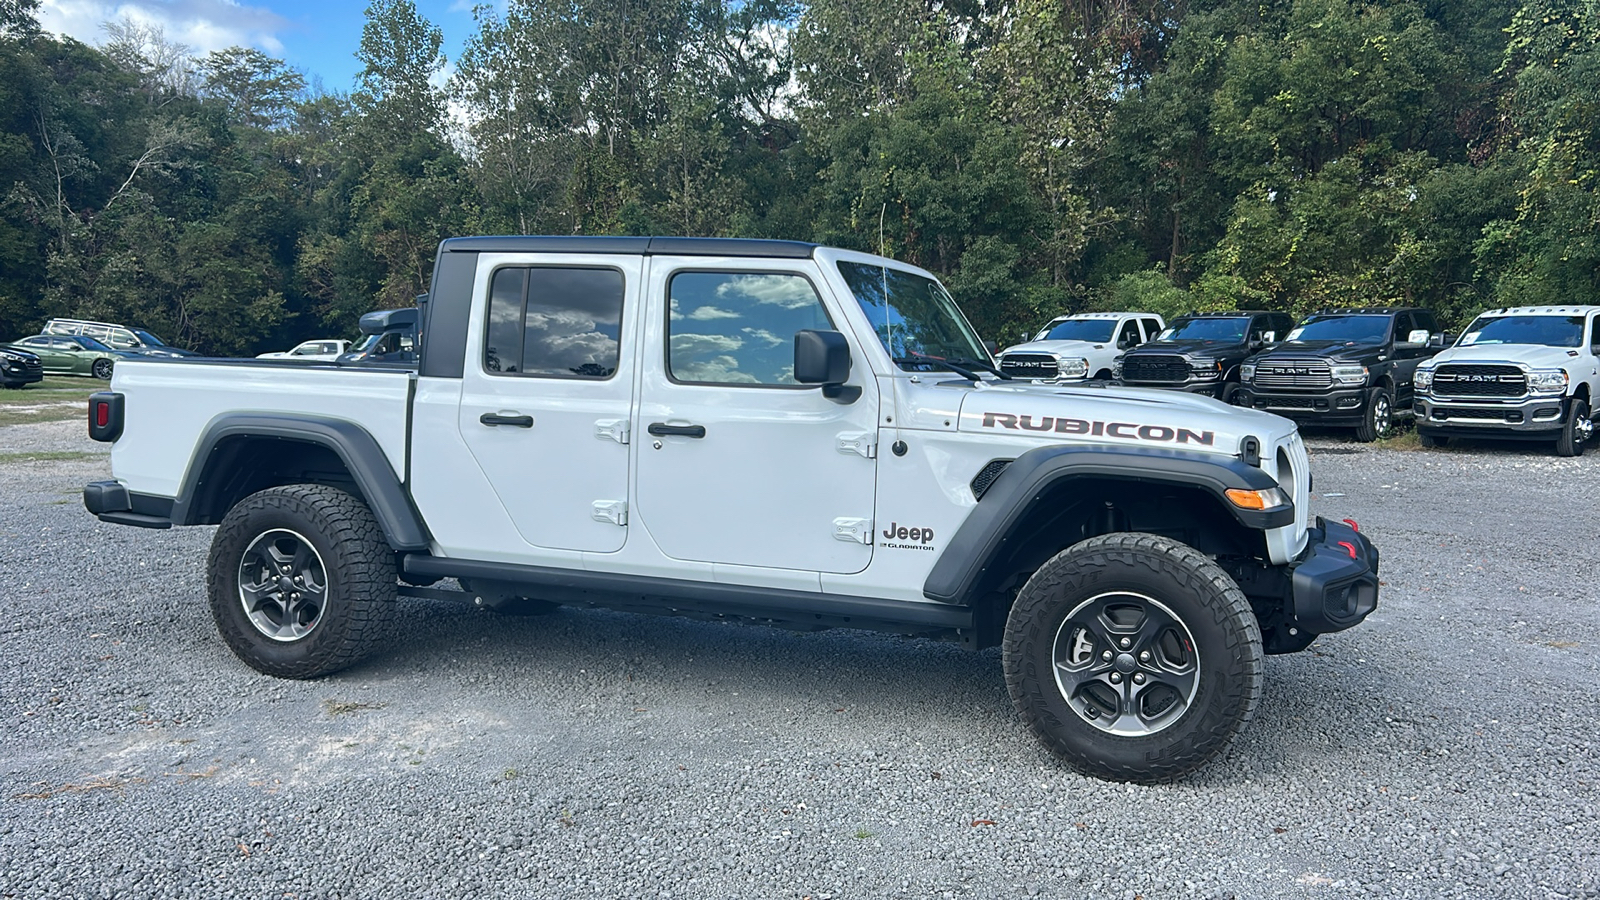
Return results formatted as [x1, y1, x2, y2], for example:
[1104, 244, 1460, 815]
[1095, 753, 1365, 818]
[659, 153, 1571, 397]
[633, 261, 879, 574]
[457, 257, 641, 553]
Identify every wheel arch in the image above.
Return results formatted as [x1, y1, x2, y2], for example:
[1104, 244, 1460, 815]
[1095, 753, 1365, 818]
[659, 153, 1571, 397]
[172, 413, 429, 551]
[925, 445, 1289, 631]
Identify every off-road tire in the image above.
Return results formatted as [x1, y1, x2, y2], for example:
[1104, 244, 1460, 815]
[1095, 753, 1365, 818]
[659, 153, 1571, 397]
[1556, 398, 1589, 458]
[1418, 431, 1448, 449]
[1354, 387, 1391, 442]
[91, 358, 113, 380]
[207, 484, 395, 678]
[1221, 382, 1243, 406]
[1002, 533, 1263, 784]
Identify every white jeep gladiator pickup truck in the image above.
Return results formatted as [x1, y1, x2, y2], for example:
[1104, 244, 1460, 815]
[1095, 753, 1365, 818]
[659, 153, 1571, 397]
[1414, 305, 1600, 456]
[83, 236, 1377, 783]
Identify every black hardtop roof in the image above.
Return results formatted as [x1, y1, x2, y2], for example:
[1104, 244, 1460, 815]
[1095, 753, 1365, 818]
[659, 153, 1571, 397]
[1306, 306, 1432, 316]
[439, 235, 818, 259]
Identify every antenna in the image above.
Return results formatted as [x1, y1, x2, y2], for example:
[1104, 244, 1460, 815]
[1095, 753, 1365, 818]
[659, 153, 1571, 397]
[878, 202, 887, 257]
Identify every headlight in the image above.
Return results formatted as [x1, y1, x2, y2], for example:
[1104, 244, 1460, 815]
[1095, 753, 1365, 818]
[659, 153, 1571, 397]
[1056, 357, 1090, 379]
[1189, 357, 1221, 379]
[1414, 367, 1432, 391]
[1332, 364, 1368, 385]
[1528, 369, 1568, 393]
[1241, 363, 1256, 382]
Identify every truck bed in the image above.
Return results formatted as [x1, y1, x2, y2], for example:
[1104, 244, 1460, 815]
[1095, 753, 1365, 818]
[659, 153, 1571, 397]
[109, 359, 413, 500]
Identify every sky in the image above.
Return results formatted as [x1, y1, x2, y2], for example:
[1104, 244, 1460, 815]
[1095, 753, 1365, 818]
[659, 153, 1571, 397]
[37, 0, 484, 93]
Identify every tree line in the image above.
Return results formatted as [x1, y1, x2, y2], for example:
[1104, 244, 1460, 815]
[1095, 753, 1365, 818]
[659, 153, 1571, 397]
[0, 0, 1595, 354]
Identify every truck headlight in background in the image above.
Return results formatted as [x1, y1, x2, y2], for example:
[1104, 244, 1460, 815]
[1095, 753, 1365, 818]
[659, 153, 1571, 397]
[1056, 357, 1090, 379]
[1332, 364, 1368, 386]
[1414, 367, 1433, 392]
[1528, 369, 1568, 393]
[1189, 357, 1222, 380]
[1241, 363, 1256, 382]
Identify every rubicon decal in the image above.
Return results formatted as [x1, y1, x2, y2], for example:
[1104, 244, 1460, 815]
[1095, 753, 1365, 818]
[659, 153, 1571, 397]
[881, 522, 936, 551]
[981, 412, 1214, 446]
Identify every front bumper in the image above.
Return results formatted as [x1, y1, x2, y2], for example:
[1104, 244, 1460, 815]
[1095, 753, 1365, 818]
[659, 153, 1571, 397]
[1414, 394, 1567, 435]
[1237, 385, 1370, 424]
[1288, 517, 1379, 635]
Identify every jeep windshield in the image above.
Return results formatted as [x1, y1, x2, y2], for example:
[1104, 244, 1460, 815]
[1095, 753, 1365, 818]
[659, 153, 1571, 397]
[837, 261, 990, 372]
[1038, 319, 1116, 342]
[1285, 315, 1390, 344]
[1157, 317, 1248, 342]
[1458, 314, 1585, 348]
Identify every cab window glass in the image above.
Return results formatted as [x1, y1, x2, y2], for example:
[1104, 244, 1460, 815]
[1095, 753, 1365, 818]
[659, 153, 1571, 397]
[1116, 319, 1141, 348]
[667, 271, 831, 385]
[1140, 318, 1161, 341]
[485, 266, 624, 378]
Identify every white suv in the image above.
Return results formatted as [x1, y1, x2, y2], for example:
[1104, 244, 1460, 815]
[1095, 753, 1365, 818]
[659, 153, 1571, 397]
[998, 312, 1164, 382]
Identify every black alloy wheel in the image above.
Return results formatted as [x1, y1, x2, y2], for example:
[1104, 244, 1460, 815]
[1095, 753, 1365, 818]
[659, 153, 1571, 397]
[91, 358, 113, 380]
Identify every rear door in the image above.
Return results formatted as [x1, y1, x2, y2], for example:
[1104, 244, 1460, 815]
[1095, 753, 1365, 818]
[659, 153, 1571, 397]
[457, 257, 642, 553]
[632, 259, 879, 574]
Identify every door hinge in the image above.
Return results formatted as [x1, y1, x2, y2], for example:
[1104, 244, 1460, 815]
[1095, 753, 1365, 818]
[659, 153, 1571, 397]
[836, 432, 876, 458]
[594, 419, 630, 444]
[832, 517, 873, 544]
[592, 500, 628, 526]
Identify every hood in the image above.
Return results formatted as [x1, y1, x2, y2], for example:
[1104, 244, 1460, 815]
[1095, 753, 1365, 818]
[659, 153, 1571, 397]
[1254, 339, 1386, 363]
[956, 381, 1296, 453]
[0, 344, 40, 360]
[1125, 338, 1246, 357]
[1425, 343, 1585, 369]
[999, 338, 1111, 357]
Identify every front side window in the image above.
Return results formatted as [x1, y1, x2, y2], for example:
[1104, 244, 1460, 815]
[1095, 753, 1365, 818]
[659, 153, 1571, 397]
[667, 271, 831, 385]
[75, 336, 113, 351]
[485, 266, 625, 378]
[1116, 319, 1142, 348]
[836, 261, 987, 370]
[1459, 314, 1585, 348]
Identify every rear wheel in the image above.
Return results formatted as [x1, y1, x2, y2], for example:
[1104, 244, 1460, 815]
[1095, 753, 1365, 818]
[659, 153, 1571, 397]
[1002, 533, 1263, 783]
[1555, 398, 1591, 458]
[91, 358, 113, 380]
[206, 484, 395, 678]
[1354, 387, 1391, 442]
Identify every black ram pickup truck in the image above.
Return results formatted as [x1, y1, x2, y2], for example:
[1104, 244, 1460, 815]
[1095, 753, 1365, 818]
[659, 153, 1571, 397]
[1116, 311, 1297, 403]
[1236, 307, 1444, 441]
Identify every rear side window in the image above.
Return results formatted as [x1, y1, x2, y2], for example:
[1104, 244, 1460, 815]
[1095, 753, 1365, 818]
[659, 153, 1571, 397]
[667, 271, 832, 385]
[485, 266, 625, 379]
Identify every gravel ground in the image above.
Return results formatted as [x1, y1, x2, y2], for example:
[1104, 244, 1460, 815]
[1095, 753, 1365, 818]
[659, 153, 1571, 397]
[2, 413, 1598, 900]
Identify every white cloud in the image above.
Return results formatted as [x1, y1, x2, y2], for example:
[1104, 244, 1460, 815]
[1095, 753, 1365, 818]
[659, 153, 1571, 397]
[740, 327, 785, 348]
[687, 305, 741, 321]
[40, 0, 290, 56]
[715, 273, 818, 310]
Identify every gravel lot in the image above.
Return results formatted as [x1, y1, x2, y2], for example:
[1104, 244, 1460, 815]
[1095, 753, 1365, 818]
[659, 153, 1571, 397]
[2, 407, 1598, 900]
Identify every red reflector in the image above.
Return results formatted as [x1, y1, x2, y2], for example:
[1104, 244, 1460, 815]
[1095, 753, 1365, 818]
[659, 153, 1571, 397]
[95, 402, 109, 428]
[1342, 518, 1359, 531]
[1337, 541, 1357, 559]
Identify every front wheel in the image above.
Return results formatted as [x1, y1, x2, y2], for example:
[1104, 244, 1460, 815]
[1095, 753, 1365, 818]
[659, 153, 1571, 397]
[1002, 533, 1263, 784]
[91, 358, 113, 380]
[206, 484, 395, 678]
[1221, 382, 1243, 406]
[1354, 387, 1392, 442]
[1555, 398, 1591, 458]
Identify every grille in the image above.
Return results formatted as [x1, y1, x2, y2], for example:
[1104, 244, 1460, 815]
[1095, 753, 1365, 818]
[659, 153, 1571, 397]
[1252, 361, 1332, 389]
[970, 459, 1013, 500]
[4, 357, 42, 376]
[1432, 364, 1525, 398]
[1121, 354, 1190, 384]
[1000, 354, 1058, 380]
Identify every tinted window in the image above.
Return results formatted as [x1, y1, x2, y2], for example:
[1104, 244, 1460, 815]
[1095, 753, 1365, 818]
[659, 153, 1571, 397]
[1459, 314, 1585, 348]
[668, 271, 830, 385]
[74, 336, 113, 351]
[1116, 319, 1141, 347]
[1393, 313, 1415, 341]
[485, 267, 625, 378]
[837, 262, 988, 369]
[1140, 318, 1162, 341]
[1287, 315, 1391, 343]
[1414, 311, 1438, 334]
[1157, 317, 1249, 342]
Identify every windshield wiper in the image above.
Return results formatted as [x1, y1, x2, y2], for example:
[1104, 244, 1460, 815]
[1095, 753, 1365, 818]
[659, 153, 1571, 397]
[944, 357, 1013, 380]
[891, 355, 983, 382]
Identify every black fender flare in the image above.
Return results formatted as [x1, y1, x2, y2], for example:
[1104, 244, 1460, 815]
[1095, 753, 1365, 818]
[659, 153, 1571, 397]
[922, 443, 1291, 605]
[171, 413, 430, 551]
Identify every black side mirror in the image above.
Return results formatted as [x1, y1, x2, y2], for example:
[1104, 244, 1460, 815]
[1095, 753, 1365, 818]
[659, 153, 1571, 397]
[794, 330, 855, 401]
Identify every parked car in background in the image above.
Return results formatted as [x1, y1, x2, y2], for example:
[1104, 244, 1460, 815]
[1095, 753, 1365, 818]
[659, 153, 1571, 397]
[44, 318, 197, 358]
[997, 311, 1164, 381]
[1237, 307, 1443, 442]
[1115, 311, 1295, 403]
[337, 308, 417, 368]
[256, 339, 350, 361]
[1414, 305, 1600, 456]
[0, 343, 45, 388]
[5, 334, 140, 379]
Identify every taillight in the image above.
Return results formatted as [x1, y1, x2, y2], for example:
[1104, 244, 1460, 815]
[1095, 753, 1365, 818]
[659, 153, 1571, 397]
[88, 391, 124, 442]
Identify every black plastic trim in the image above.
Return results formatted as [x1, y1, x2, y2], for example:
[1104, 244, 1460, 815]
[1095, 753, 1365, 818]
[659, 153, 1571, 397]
[1288, 517, 1379, 633]
[923, 443, 1291, 604]
[402, 555, 972, 633]
[84, 481, 174, 529]
[420, 248, 477, 379]
[171, 414, 430, 551]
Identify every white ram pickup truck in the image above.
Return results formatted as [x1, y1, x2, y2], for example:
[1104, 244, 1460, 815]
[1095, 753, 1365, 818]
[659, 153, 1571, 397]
[997, 311, 1163, 382]
[83, 236, 1378, 783]
[1415, 305, 1600, 456]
